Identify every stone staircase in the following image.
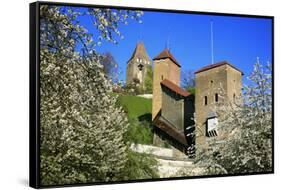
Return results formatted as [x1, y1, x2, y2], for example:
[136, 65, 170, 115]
[130, 144, 203, 177]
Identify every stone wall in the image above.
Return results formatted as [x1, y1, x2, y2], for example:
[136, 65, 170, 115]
[126, 60, 135, 84]
[226, 65, 243, 100]
[161, 87, 184, 132]
[126, 57, 151, 87]
[195, 65, 242, 145]
[152, 58, 180, 120]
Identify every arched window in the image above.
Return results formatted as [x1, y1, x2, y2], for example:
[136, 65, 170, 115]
[233, 93, 236, 99]
[204, 96, 208, 105]
[215, 93, 218, 102]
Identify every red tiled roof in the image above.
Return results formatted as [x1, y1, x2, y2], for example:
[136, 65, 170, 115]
[194, 61, 244, 75]
[161, 79, 190, 97]
[153, 49, 181, 67]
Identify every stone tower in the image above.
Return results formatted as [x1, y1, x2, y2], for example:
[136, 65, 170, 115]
[126, 42, 151, 86]
[152, 49, 181, 120]
[194, 61, 243, 145]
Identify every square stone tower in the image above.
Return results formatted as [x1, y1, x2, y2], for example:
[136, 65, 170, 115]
[152, 49, 181, 120]
[194, 61, 243, 145]
[126, 42, 151, 87]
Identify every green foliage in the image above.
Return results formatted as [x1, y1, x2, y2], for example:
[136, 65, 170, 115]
[118, 150, 159, 180]
[117, 95, 152, 119]
[144, 65, 153, 94]
[124, 118, 154, 145]
[116, 95, 154, 145]
[123, 82, 144, 95]
[186, 87, 195, 95]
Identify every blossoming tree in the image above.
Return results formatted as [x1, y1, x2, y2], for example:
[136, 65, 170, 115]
[39, 5, 147, 185]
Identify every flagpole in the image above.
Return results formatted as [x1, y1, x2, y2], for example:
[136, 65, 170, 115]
[211, 20, 214, 65]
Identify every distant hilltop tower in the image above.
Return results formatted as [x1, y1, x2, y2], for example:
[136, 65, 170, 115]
[152, 49, 181, 120]
[194, 61, 243, 145]
[126, 42, 152, 86]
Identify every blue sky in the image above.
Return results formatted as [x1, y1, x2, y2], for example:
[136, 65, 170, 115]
[79, 9, 272, 84]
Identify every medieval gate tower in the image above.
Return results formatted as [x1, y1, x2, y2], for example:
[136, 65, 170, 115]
[152, 49, 181, 120]
[194, 61, 243, 145]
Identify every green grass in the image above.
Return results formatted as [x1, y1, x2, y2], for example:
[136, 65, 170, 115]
[117, 95, 152, 119]
[116, 94, 154, 145]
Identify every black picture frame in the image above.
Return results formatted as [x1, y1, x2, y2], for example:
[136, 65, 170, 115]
[30, 1, 274, 188]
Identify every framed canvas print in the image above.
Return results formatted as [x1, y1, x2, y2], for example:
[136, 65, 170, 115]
[29, 1, 274, 188]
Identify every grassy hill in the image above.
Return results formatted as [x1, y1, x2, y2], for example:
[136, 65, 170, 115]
[117, 95, 152, 119]
[116, 94, 154, 145]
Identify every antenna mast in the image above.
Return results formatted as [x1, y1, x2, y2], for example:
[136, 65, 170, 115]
[211, 20, 214, 64]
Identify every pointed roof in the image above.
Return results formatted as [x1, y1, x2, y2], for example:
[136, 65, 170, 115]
[153, 49, 181, 67]
[161, 79, 190, 97]
[127, 42, 151, 63]
[194, 61, 243, 75]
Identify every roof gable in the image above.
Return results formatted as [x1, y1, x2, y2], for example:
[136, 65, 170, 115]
[127, 42, 151, 63]
[153, 49, 181, 67]
[161, 79, 190, 97]
[194, 61, 243, 75]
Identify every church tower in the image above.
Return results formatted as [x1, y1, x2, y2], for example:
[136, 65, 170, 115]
[126, 42, 151, 86]
[152, 49, 181, 120]
[194, 61, 243, 145]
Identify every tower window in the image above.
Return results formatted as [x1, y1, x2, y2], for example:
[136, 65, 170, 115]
[233, 93, 236, 99]
[211, 80, 213, 84]
[204, 96, 208, 105]
[138, 64, 143, 71]
[161, 75, 164, 80]
[215, 93, 218, 102]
